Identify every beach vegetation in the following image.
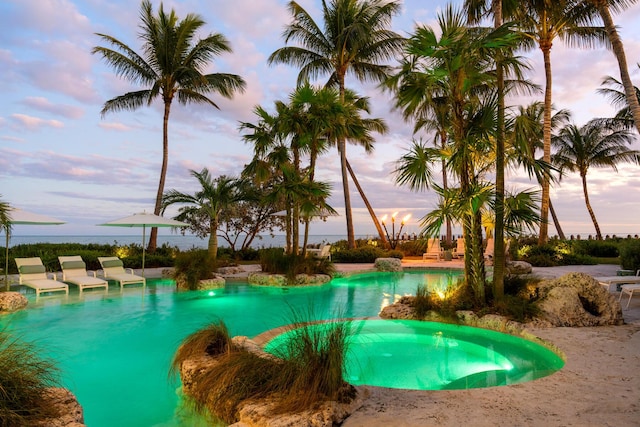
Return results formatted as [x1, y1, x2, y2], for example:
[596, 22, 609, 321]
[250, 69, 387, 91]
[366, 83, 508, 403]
[92, 0, 246, 253]
[162, 170, 248, 264]
[259, 248, 335, 281]
[619, 239, 640, 272]
[170, 316, 353, 424]
[268, 0, 405, 250]
[172, 249, 217, 290]
[0, 328, 61, 425]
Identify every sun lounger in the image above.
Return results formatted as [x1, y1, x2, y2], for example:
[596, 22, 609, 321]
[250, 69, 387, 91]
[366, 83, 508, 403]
[452, 238, 465, 259]
[59, 256, 108, 294]
[619, 284, 640, 309]
[98, 256, 146, 289]
[594, 275, 640, 292]
[307, 244, 332, 260]
[15, 257, 69, 297]
[423, 238, 444, 261]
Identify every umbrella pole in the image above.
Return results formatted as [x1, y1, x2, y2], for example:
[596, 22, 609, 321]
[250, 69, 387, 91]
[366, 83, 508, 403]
[142, 225, 146, 277]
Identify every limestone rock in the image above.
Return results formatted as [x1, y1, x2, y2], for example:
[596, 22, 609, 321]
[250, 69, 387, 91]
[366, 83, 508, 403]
[232, 387, 367, 427]
[506, 260, 532, 275]
[379, 296, 413, 319]
[0, 291, 28, 312]
[374, 257, 402, 272]
[179, 355, 218, 395]
[34, 387, 85, 427]
[248, 273, 331, 287]
[175, 274, 225, 291]
[535, 272, 624, 327]
[161, 268, 174, 278]
[217, 266, 245, 275]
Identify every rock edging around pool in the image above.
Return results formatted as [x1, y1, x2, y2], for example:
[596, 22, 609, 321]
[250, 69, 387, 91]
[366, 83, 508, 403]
[178, 335, 366, 427]
[247, 272, 332, 287]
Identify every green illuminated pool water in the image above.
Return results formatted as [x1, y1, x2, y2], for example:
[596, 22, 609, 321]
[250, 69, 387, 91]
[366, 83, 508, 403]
[0, 269, 561, 426]
[264, 319, 564, 390]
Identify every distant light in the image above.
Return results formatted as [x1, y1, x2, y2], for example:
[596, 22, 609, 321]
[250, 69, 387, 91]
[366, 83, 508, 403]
[208, 291, 215, 296]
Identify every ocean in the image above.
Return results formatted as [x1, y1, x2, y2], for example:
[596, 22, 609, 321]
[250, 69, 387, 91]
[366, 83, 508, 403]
[6, 234, 370, 250]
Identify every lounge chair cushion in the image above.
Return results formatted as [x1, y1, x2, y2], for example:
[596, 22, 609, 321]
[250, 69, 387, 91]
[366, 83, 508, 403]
[62, 260, 86, 270]
[102, 259, 124, 268]
[18, 265, 46, 274]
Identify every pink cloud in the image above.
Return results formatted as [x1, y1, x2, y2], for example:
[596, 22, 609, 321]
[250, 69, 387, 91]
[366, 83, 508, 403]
[11, 113, 64, 130]
[21, 96, 85, 119]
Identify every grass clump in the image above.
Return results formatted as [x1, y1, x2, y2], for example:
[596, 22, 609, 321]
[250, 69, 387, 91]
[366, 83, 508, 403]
[0, 328, 61, 426]
[171, 315, 354, 424]
[259, 248, 335, 284]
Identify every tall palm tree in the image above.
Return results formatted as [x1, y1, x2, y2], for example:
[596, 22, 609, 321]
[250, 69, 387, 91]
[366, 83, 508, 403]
[92, 0, 246, 252]
[509, 102, 571, 238]
[514, 0, 607, 245]
[162, 169, 244, 264]
[552, 120, 640, 239]
[585, 0, 640, 134]
[268, 0, 404, 249]
[1, 196, 12, 291]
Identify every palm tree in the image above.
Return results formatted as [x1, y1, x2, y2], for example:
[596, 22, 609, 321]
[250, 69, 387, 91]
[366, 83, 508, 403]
[1, 196, 12, 291]
[92, 0, 246, 252]
[162, 169, 245, 263]
[585, 0, 640, 134]
[268, 0, 405, 249]
[552, 120, 640, 239]
[509, 102, 571, 238]
[514, 0, 607, 245]
[598, 64, 640, 127]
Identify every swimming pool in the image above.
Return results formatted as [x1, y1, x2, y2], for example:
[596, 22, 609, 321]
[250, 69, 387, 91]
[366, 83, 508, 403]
[265, 319, 564, 390]
[1, 268, 535, 426]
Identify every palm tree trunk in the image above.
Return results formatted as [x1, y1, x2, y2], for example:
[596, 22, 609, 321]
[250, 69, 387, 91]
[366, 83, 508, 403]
[149, 101, 172, 253]
[492, 0, 505, 300]
[539, 44, 553, 245]
[549, 199, 566, 239]
[581, 173, 602, 240]
[596, 2, 640, 135]
[208, 218, 218, 263]
[346, 159, 389, 249]
[440, 130, 452, 246]
[339, 139, 355, 249]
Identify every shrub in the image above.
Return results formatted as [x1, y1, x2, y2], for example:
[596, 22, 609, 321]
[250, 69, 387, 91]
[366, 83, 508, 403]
[571, 240, 619, 258]
[396, 239, 427, 256]
[259, 249, 335, 283]
[173, 250, 216, 290]
[412, 282, 467, 321]
[619, 239, 640, 272]
[0, 329, 61, 425]
[172, 317, 354, 424]
[331, 246, 403, 263]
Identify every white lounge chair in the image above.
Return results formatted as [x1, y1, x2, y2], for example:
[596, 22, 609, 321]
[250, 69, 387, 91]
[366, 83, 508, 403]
[423, 238, 444, 261]
[619, 283, 640, 309]
[59, 256, 108, 294]
[15, 257, 69, 297]
[98, 256, 146, 289]
[452, 238, 465, 259]
[594, 274, 640, 293]
[307, 244, 332, 261]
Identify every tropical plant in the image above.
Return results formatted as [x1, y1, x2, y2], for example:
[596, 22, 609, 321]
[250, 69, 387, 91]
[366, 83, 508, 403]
[585, 0, 640, 134]
[388, 6, 524, 304]
[514, 0, 607, 244]
[1, 196, 12, 290]
[92, 0, 246, 252]
[552, 119, 640, 239]
[0, 328, 61, 425]
[162, 169, 246, 264]
[598, 64, 640, 128]
[268, 0, 405, 249]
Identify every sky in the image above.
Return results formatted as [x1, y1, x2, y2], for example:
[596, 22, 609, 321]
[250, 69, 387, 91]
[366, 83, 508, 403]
[1, 0, 639, 240]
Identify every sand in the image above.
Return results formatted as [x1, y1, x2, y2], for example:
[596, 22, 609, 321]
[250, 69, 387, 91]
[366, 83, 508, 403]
[341, 263, 640, 427]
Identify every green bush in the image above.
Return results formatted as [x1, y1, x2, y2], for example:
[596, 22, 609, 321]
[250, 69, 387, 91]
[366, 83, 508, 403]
[571, 240, 619, 257]
[331, 246, 403, 263]
[396, 239, 427, 256]
[259, 248, 335, 283]
[0, 329, 61, 425]
[173, 250, 216, 290]
[619, 239, 640, 272]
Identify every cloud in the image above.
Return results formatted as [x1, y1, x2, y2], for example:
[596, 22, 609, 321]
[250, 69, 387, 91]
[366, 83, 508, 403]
[10, 113, 64, 130]
[98, 122, 134, 131]
[21, 96, 84, 119]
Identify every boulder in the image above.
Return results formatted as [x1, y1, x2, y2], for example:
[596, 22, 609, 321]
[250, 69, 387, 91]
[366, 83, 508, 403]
[35, 387, 85, 427]
[0, 291, 28, 312]
[374, 257, 402, 272]
[379, 295, 413, 319]
[535, 272, 624, 327]
[506, 260, 532, 275]
[248, 273, 331, 287]
[175, 274, 225, 291]
[217, 266, 245, 275]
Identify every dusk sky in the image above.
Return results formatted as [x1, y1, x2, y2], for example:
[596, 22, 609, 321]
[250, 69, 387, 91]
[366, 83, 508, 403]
[1, 0, 639, 239]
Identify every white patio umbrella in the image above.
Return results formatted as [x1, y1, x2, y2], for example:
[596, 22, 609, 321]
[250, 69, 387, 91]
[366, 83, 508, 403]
[97, 212, 187, 276]
[3, 208, 66, 290]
